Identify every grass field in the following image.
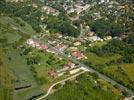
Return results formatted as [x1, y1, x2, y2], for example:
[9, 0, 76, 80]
[0, 16, 44, 100]
[121, 64, 134, 81]
[85, 52, 121, 65]
[3, 48, 37, 88]
[91, 41, 109, 47]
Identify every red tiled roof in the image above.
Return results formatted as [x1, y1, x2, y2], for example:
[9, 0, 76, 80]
[72, 51, 85, 59]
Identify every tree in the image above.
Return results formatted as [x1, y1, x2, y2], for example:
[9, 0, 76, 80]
[123, 33, 134, 45]
[91, 19, 110, 38]
[110, 23, 124, 37]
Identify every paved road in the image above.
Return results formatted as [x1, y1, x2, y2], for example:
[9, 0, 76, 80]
[37, 71, 85, 100]
[50, 45, 134, 96]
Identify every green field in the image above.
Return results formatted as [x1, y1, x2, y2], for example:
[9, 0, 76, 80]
[0, 16, 44, 100]
[122, 64, 134, 81]
[44, 72, 123, 100]
[83, 41, 134, 91]
[85, 52, 121, 65]
[91, 41, 109, 47]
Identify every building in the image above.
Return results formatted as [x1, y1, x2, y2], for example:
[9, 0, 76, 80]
[48, 69, 57, 79]
[42, 6, 59, 16]
[26, 39, 48, 50]
[72, 51, 87, 60]
[55, 43, 66, 52]
[40, 44, 48, 50]
[67, 61, 76, 69]
[74, 42, 81, 46]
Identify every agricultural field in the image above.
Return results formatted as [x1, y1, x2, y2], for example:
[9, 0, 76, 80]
[44, 72, 123, 100]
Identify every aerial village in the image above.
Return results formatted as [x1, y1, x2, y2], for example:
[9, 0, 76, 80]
[25, 0, 113, 80]
[26, 27, 112, 79]
[1, 0, 134, 100]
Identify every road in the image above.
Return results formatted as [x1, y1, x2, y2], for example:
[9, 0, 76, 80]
[37, 71, 85, 100]
[50, 45, 134, 96]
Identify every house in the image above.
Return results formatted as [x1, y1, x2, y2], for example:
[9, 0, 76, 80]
[42, 6, 59, 16]
[48, 69, 57, 79]
[74, 41, 81, 46]
[34, 42, 41, 49]
[72, 51, 87, 60]
[67, 61, 76, 69]
[69, 68, 81, 74]
[40, 44, 48, 50]
[88, 36, 102, 42]
[70, 47, 78, 51]
[26, 39, 35, 47]
[46, 49, 56, 54]
[63, 61, 76, 70]
[55, 43, 66, 52]
[26, 39, 41, 48]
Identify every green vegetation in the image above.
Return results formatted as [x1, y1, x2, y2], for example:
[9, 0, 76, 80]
[122, 64, 134, 81]
[25, 48, 68, 85]
[90, 39, 134, 63]
[80, 1, 133, 38]
[84, 39, 134, 91]
[45, 72, 123, 100]
[0, 0, 42, 33]
[44, 14, 80, 37]
[0, 15, 43, 100]
[90, 19, 125, 38]
[84, 52, 121, 66]
[0, 52, 13, 100]
[0, 1, 80, 37]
